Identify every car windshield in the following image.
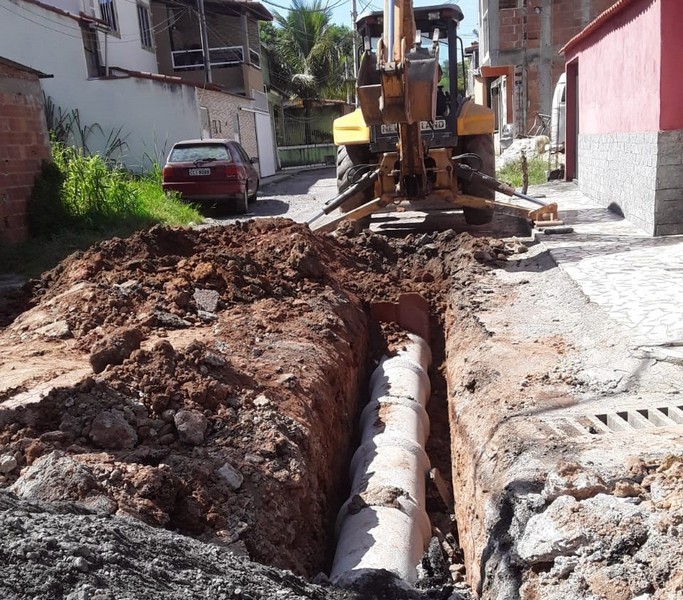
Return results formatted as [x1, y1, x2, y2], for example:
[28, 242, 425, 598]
[170, 144, 231, 162]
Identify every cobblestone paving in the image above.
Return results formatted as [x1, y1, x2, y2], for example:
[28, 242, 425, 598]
[529, 182, 683, 353]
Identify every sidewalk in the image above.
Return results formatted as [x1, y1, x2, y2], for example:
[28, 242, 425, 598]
[531, 181, 683, 360]
[259, 165, 333, 190]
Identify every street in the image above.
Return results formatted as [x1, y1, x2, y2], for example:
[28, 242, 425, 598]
[200, 167, 337, 228]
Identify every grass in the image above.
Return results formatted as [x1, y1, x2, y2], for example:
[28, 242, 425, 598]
[0, 143, 203, 279]
[496, 156, 549, 189]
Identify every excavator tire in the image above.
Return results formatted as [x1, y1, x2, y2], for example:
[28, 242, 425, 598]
[459, 133, 495, 225]
[336, 144, 374, 213]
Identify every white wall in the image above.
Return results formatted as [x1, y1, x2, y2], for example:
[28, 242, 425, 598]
[99, 0, 159, 74]
[0, 0, 201, 169]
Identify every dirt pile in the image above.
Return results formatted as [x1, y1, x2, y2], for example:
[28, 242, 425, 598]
[0, 219, 503, 599]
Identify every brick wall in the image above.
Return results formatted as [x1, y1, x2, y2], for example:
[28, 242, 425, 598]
[0, 62, 50, 245]
[492, 0, 618, 133]
[578, 130, 683, 236]
[196, 88, 258, 160]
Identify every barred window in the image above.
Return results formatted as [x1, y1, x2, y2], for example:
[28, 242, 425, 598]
[99, 0, 118, 32]
[137, 3, 153, 49]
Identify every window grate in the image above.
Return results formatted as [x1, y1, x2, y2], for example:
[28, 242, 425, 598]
[99, 0, 118, 32]
[137, 3, 153, 49]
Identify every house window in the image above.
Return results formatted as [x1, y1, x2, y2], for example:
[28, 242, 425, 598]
[81, 24, 102, 77]
[499, 0, 517, 8]
[99, 0, 118, 32]
[137, 3, 153, 49]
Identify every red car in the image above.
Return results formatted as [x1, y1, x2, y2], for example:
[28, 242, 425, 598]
[162, 139, 259, 213]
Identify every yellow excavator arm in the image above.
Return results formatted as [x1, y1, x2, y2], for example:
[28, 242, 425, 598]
[356, 0, 441, 198]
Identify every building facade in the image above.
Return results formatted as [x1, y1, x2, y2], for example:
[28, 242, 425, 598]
[563, 0, 683, 236]
[475, 0, 616, 145]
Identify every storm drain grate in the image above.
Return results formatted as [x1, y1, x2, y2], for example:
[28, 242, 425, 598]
[539, 404, 683, 437]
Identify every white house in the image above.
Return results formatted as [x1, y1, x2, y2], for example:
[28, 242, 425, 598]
[0, 0, 277, 174]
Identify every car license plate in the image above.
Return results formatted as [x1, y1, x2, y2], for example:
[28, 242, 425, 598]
[189, 168, 211, 176]
[380, 120, 446, 135]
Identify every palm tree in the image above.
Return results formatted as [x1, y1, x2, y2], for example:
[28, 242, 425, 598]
[263, 0, 353, 143]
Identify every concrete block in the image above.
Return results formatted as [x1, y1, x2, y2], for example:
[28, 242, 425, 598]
[656, 164, 683, 190]
[655, 222, 683, 236]
[654, 188, 683, 203]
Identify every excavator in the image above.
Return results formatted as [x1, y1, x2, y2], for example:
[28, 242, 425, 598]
[307, 1, 561, 233]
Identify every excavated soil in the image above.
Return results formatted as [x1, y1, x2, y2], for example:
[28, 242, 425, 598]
[4, 217, 680, 600]
[0, 218, 514, 599]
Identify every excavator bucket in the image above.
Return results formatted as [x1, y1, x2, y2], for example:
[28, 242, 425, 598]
[357, 48, 438, 126]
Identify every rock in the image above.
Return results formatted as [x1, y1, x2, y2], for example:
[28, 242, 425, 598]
[203, 352, 227, 367]
[549, 556, 578, 578]
[517, 494, 648, 564]
[218, 462, 244, 490]
[542, 461, 608, 501]
[516, 495, 588, 563]
[193, 288, 220, 313]
[253, 394, 271, 408]
[174, 410, 208, 445]
[35, 320, 71, 339]
[10, 451, 102, 502]
[0, 454, 18, 474]
[89, 409, 138, 450]
[152, 310, 191, 329]
[89, 327, 143, 374]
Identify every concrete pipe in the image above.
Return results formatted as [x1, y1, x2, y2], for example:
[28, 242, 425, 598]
[331, 333, 433, 585]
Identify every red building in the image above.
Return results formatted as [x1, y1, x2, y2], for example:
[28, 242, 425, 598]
[563, 0, 683, 235]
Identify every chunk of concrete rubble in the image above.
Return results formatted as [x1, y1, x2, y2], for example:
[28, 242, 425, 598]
[10, 452, 104, 504]
[0, 454, 18, 474]
[89, 409, 138, 450]
[516, 495, 588, 563]
[517, 494, 648, 564]
[174, 410, 208, 445]
[193, 288, 220, 313]
[218, 462, 244, 490]
[35, 320, 71, 339]
[542, 461, 608, 501]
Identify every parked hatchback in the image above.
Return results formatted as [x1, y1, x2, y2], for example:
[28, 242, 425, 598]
[162, 139, 259, 213]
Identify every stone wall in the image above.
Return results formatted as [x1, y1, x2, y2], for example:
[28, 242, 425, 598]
[654, 130, 683, 236]
[578, 131, 683, 236]
[0, 61, 50, 245]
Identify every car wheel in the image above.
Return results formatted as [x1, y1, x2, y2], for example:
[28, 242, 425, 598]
[459, 133, 495, 225]
[238, 187, 249, 215]
[248, 178, 259, 203]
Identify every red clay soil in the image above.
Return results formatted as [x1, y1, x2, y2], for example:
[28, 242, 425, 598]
[0, 219, 507, 577]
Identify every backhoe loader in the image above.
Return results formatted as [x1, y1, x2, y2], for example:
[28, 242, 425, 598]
[308, 2, 560, 233]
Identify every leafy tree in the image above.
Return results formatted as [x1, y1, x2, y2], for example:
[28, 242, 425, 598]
[260, 0, 354, 142]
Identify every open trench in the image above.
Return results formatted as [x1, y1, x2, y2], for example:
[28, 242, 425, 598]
[2, 219, 681, 598]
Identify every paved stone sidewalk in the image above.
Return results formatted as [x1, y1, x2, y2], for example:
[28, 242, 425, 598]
[528, 181, 683, 359]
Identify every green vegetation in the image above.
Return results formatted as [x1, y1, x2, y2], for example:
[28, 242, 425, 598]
[1, 142, 202, 278]
[496, 156, 549, 189]
[260, 0, 354, 104]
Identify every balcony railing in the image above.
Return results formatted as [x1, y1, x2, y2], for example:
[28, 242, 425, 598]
[172, 46, 245, 70]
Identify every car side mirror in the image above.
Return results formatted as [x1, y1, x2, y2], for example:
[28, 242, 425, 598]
[250, 157, 258, 163]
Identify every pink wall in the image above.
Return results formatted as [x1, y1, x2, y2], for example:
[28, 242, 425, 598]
[660, 1, 683, 130]
[565, 0, 662, 135]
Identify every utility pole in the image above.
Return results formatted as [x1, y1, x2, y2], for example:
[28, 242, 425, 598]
[197, 0, 212, 83]
[351, 0, 357, 104]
